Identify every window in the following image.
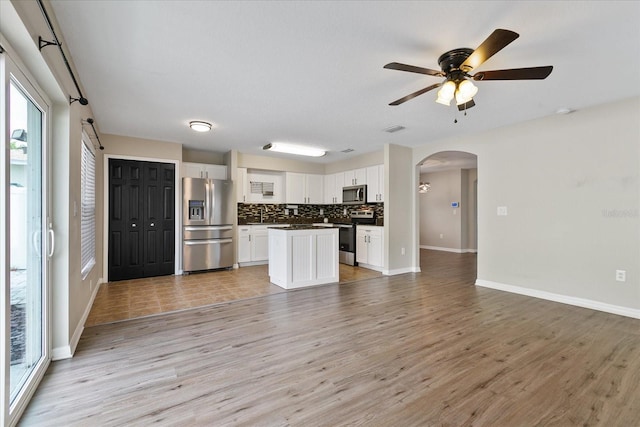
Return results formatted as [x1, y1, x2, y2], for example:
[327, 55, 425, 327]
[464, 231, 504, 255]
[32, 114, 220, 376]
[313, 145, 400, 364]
[80, 134, 96, 278]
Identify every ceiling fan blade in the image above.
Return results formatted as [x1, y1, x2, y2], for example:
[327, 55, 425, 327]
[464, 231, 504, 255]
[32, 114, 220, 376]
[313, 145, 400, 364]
[459, 29, 519, 72]
[472, 66, 553, 81]
[389, 83, 442, 106]
[384, 62, 445, 77]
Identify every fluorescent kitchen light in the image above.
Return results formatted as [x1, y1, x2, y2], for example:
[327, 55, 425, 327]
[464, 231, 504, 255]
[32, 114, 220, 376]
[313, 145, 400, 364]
[263, 142, 326, 157]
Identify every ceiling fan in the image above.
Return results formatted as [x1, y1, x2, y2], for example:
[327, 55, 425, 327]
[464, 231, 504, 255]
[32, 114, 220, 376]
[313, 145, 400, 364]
[384, 29, 553, 110]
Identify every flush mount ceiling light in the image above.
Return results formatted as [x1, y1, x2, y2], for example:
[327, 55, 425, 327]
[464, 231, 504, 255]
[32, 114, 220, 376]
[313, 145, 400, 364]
[263, 142, 326, 157]
[189, 121, 212, 132]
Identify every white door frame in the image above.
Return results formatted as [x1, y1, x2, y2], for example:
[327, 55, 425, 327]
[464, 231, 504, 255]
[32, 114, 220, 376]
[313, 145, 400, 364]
[0, 37, 53, 427]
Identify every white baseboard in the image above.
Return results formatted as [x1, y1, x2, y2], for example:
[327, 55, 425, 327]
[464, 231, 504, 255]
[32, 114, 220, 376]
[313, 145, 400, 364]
[421, 246, 477, 253]
[475, 279, 640, 319]
[238, 260, 268, 267]
[357, 262, 383, 273]
[384, 267, 420, 275]
[52, 276, 104, 361]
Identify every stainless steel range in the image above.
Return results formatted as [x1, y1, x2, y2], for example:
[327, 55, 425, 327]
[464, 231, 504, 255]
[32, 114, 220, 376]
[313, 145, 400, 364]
[338, 209, 376, 266]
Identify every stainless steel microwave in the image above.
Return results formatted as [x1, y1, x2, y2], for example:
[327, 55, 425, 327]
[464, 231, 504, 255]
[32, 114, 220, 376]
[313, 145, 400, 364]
[342, 185, 367, 205]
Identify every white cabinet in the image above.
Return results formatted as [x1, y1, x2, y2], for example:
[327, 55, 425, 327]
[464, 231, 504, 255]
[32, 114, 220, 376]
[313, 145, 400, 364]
[344, 168, 367, 186]
[285, 172, 324, 204]
[268, 227, 339, 289]
[238, 224, 289, 265]
[250, 226, 269, 261]
[366, 164, 384, 203]
[246, 170, 285, 204]
[324, 172, 344, 204]
[237, 226, 252, 262]
[356, 225, 383, 269]
[237, 167, 248, 203]
[183, 162, 228, 179]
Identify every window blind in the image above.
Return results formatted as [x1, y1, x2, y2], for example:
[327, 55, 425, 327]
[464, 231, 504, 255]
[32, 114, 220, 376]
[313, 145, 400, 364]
[80, 137, 96, 278]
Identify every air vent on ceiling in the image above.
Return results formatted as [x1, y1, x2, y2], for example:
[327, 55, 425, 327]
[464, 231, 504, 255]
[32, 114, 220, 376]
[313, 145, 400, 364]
[383, 125, 405, 133]
[341, 148, 355, 153]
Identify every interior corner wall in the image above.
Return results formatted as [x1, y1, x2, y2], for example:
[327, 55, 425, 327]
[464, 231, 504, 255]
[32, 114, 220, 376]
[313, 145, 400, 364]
[413, 96, 640, 315]
[465, 168, 478, 251]
[324, 150, 384, 174]
[182, 148, 225, 164]
[101, 133, 183, 161]
[384, 144, 413, 274]
[239, 152, 324, 174]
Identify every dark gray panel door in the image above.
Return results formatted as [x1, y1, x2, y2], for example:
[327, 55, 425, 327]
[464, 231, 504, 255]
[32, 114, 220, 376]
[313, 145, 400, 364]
[109, 159, 174, 281]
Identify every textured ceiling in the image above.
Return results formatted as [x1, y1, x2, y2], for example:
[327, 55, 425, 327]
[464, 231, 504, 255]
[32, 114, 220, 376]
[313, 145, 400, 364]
[49, 1, 640, 164]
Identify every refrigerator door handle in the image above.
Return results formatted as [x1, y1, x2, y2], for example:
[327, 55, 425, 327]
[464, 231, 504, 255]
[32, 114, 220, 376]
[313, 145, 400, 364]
[184, 239, 233, 245]
[210, 180, 215, 224]
[184, 225, 232, 232]
[204, 180, 210, 224]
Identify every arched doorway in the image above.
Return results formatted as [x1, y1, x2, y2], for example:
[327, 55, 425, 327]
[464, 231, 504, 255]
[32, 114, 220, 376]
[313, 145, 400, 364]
[417, 151, 478, 278]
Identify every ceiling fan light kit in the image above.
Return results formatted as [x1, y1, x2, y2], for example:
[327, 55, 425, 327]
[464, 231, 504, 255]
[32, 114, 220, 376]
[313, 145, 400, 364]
[384, 29, 553, 112]
[263, 142, 326, 157]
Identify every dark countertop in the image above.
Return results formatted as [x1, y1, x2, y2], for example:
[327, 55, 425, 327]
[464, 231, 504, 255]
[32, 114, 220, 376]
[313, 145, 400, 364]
[237, 218, 383, 226]
[270, 225, 340, 230]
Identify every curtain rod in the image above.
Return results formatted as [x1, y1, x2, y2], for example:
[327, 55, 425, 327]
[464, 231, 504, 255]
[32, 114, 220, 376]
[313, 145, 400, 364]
[83, 118, 104, 151]
[36, 0, 88, 106]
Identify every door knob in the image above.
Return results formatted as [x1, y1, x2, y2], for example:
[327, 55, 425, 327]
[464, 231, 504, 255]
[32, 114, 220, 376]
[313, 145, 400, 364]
[132, 223, 137, 227]
[150, 223, 155, 227]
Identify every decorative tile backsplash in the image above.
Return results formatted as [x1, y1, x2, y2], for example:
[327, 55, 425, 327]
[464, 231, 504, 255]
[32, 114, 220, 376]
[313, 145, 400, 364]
[237, 203, 384, 225]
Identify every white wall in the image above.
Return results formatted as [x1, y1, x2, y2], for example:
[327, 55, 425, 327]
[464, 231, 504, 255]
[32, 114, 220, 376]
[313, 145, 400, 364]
[385, 144, 415, 274]
[412, 97, 640, 317]
[7, 0, 106, 359]
[239, 152, 324, 174]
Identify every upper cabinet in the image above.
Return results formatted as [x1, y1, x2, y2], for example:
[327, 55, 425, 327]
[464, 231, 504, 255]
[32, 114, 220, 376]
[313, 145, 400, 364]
[343, 168, 367, 186]
[285, 172, 324, 204]
[366, 164, 384, 203]
[236, 164, 383, 205]
[183, 162, 228, 180]
[324, 172, 344, 204]
[237, 167, 248, 203]
[244, 170, 285, 204]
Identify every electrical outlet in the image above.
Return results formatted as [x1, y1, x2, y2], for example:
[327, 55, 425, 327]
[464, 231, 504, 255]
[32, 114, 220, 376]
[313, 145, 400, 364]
[401, 247, 405, 255]
[439, 233, 444, 239]
[616, 270, 626, 282]
[497, 206, 508, 216]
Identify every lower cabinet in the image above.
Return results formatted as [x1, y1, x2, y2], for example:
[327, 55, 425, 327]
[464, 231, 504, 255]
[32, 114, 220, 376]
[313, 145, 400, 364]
[356, 225, 383, 269]
[238, 225, 288, 264]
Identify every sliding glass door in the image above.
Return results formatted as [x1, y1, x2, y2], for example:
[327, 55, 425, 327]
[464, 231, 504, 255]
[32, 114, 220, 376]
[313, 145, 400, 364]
[1, 46, 51, 426]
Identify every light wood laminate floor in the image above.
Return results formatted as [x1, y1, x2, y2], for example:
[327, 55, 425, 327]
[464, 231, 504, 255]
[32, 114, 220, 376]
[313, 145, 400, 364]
[86, 263, 382, 326]
[21, 251, 640, 426]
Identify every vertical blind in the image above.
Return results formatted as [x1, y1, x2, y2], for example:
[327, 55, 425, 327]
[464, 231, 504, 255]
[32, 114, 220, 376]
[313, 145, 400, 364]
[80, 137, 96, 278]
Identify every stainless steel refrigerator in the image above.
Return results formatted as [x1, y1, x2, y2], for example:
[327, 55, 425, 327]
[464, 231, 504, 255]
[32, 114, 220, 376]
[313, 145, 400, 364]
[182, 177, 234, 272]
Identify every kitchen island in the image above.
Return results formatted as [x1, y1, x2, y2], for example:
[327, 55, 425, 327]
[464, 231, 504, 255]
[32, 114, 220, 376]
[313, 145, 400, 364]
[268, 226, 339, 289]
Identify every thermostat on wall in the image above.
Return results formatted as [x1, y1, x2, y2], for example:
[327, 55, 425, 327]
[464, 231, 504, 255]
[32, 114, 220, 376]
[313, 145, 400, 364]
[451, 202, 459, 208]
